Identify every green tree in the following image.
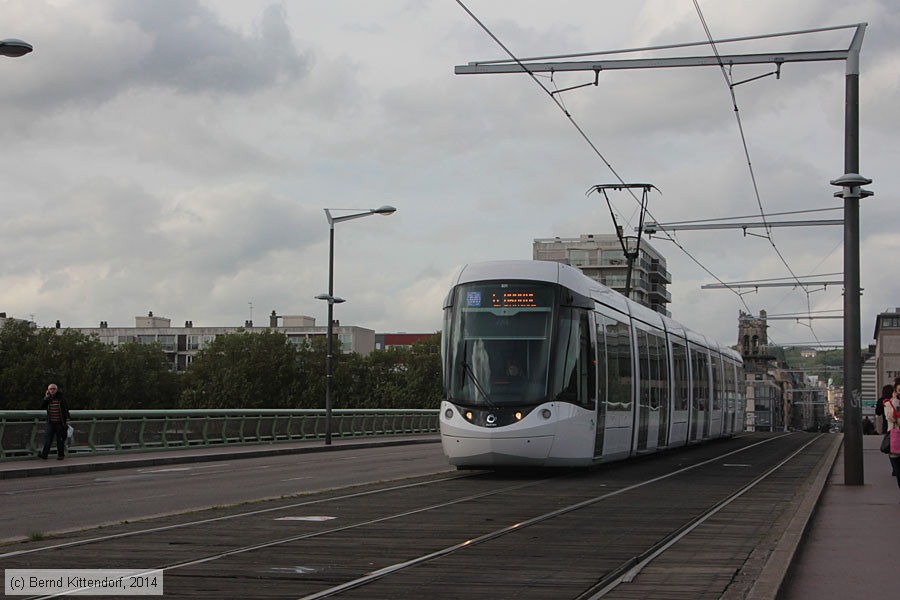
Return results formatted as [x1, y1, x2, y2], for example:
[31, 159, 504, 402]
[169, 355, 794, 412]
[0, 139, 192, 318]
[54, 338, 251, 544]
[403, 333, 443, 408]
[294, 336, 328, 409]
[180, 331, 302, 408]
[0, 321, 57, 408]
[100, 342, 181, 409]
[0, 322, 179, 409]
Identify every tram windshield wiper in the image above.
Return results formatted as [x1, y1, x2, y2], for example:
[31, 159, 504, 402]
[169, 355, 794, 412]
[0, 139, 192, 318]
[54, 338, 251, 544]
[463, 360, 495, 408]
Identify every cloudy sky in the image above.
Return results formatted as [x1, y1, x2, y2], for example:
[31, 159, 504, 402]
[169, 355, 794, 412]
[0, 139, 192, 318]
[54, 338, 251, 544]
[1, 0, 898, 348]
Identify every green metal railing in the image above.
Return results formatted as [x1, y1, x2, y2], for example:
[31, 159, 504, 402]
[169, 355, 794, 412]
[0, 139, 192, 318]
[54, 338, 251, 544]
[0, 409, 440, 461]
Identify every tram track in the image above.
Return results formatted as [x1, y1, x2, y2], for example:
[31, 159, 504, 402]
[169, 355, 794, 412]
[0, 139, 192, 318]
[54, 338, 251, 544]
[575, 434, 822, 599]
[291, 433, 800, 600]
[22, 475, 564, 599]
[0, 471, 483, 560]
[0, 432, 823, 600]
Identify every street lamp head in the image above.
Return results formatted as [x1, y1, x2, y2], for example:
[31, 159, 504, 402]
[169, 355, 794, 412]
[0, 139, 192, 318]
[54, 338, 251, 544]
[829, 173, 872, 188]
[315, 293, 345, 304]
[830, 173, 873, 200]
[373, 205, 396, 216]
[0, 38, 33, 58]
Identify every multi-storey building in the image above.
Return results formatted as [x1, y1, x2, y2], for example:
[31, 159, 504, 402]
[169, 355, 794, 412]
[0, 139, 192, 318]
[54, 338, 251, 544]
[532, 234, 672, 315]
[873, 307, 900, 397]
[374, 333, 436, 350]
[69, 311, 375, 372]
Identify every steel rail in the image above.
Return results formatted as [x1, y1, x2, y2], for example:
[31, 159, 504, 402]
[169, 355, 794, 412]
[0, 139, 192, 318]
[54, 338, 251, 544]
[294, 433, 791, 600]
[0, 472, 474, 560]
[24, 474, 565, 600]
[579, 434, 822, 599]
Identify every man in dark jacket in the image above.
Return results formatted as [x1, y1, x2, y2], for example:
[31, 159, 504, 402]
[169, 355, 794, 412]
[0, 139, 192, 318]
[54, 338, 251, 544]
[39, 383, 70, 460]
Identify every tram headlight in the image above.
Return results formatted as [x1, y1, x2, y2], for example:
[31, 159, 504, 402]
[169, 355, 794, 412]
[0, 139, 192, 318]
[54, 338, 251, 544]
[541, 409, 552, 419]
[514, 411, 523, 421]
[444, 408, 454, 420]
[465, 411, 474, 421]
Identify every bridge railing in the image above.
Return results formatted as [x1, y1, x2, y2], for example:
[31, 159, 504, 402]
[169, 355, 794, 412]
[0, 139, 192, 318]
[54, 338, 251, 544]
[0, 409, 440, 461]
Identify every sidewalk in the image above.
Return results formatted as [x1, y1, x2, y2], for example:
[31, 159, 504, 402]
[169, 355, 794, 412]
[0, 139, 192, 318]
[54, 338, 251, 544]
[779, 433, 898, 599]
[0, 434, 441, 480]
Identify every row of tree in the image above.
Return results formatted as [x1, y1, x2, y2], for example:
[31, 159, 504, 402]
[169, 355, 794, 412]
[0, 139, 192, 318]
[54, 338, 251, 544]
[0, 320, 443, 411]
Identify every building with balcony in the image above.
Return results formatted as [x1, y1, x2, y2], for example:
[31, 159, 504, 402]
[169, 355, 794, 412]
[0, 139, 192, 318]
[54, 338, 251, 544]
[532, 234, 671, 315]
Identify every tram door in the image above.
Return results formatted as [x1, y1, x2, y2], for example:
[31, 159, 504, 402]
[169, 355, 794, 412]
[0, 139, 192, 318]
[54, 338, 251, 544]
[723, 360, 735, 435]
[689, 346, 710, 442]
[668, 339, 690, 447]
[596, 312, 634, 460]
[709, 354, 724, 438]
[633, 325, 668, 453]
[593, 314, 607, 458]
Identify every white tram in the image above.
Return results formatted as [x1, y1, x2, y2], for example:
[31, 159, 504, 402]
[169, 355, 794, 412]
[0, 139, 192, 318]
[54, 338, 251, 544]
[440, 260, 745, 467]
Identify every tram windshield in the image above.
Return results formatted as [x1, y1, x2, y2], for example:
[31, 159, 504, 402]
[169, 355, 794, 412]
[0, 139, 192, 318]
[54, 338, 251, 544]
[445, 281, 555, 407]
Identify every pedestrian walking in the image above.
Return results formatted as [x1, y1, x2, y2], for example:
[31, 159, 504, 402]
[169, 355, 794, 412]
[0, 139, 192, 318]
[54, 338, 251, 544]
[876, 384, 891, 434]
[885, 383, 900, 498]
[38, 383, 70, 460]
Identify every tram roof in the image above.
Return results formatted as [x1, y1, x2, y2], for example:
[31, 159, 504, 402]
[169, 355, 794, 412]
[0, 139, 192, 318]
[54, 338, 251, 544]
[452, 259, 593, 292]
[450, 260, 740, 362]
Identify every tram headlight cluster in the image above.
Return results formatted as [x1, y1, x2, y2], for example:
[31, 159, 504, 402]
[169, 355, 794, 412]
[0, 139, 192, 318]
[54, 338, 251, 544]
[444, 408, 454, 420]
[514, 411, 523, 421]
[541, 409, 552, 420]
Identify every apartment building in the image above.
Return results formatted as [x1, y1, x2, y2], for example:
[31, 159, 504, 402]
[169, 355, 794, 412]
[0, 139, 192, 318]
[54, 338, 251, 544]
[533, 234, 672, 315]
[72, 311, 375, 372]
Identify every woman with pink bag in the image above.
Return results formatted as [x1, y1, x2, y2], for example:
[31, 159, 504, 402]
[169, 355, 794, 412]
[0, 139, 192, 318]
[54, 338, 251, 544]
[886, 383, 900, 497]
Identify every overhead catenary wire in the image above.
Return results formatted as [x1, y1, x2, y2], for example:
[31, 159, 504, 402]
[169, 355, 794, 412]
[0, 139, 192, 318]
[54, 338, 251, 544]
[454, 0, 756, 314]
[692, 0, 828, 347]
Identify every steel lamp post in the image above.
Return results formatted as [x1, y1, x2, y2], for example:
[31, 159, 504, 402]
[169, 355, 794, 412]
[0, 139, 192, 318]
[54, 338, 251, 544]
[316, 205, 396, 445]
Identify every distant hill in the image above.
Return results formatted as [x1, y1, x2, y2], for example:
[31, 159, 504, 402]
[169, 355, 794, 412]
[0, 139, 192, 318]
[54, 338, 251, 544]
[727, 345, 846, 386]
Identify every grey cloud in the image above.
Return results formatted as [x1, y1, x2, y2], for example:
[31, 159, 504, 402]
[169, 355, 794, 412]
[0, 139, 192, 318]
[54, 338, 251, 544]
[109, 1, 308, 95]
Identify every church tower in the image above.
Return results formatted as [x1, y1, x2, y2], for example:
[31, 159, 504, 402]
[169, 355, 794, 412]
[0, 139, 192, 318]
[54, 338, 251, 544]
[738, 310, 774, 373]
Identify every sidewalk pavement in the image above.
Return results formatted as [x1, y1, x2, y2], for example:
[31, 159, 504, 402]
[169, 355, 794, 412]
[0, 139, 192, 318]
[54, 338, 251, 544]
[0, 434, 441, 480]
[778, 433, 898, 599]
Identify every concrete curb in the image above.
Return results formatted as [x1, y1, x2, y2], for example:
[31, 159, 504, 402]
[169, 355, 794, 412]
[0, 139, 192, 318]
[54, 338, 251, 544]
[0, 436, 441, 480]
[745, 433, 842, 600]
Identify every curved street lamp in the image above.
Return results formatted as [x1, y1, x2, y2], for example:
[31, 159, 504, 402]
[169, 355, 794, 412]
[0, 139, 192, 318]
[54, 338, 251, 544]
[0, 38, 33, 58]
[316, 205, 396, 445]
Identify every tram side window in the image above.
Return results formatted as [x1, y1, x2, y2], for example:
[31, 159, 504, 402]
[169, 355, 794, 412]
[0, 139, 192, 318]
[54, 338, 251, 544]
[650, 332, 668, 410]
[724, 360, 736, 414]
[712, 357, 722, 411]
[554, 308, 595, 409]
[691, 349, 709, 411]
[606, 319, 633, 412]
[638, 330, 651, 411]
[672, 342, 689, 411]
[713, 356, 728, 410]
[595, 319, 608, 406]
[726, 360, 736, 404]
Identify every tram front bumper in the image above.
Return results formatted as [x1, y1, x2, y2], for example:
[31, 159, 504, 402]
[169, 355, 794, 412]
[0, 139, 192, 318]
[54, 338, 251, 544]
[441, 434, 555, 467]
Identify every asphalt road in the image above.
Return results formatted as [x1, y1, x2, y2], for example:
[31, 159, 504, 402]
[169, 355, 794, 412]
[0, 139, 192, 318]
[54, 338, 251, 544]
[0, 442, 452, 544]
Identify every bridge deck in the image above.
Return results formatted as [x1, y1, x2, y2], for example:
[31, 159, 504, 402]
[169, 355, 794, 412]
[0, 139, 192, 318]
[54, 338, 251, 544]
[0, 433, 893, 600]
